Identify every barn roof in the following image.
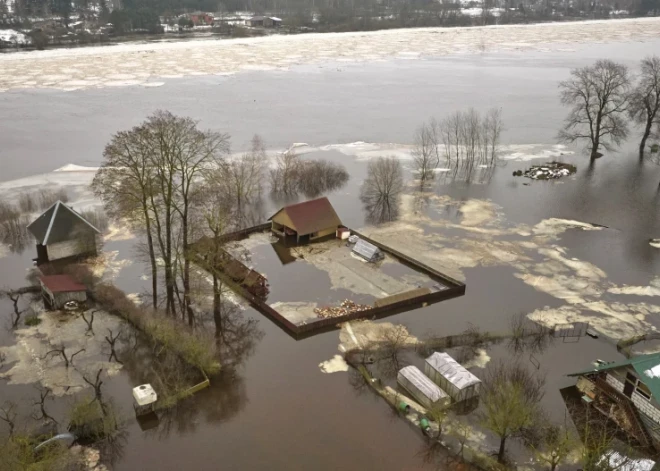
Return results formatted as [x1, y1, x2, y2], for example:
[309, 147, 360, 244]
[27, 201, 100, 245]
[269, 197, 341, 236]
[426, 352, 481, 390]
[39, 274, 86, 293]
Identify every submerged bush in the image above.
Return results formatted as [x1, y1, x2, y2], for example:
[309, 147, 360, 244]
[24, 315, 42, 326]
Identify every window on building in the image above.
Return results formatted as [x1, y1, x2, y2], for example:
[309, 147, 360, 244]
[636, 381, 652, 401]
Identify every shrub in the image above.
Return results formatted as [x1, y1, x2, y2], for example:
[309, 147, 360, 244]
[24, 315, 42, 326]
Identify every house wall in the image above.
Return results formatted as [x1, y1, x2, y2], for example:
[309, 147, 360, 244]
[46, 235, 97, 261]
[606, 373, 660, 424]
[271, 211, 295, 232]
[310, 227, 336, 240]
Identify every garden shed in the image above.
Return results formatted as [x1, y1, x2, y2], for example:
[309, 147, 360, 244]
[39, 274, 87, 310]
[397, 365, 450, 410]
[424, 352, 481, 402]
[269, 197, 342, 244]
[352, 239, 383, 263]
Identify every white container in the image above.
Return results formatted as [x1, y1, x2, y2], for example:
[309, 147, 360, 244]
[133, 384, 158, 406]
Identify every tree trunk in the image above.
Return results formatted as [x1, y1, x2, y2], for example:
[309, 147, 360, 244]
[497, 436, 507, 464]
[639, 119, 653, 161]
[182, 206, 194, 328]
[143, 209, 158, 309]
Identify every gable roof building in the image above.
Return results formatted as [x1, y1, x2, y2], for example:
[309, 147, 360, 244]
[28, 201, 101, 263]
[569, 353, 660, 450]
[269, 197, 342, 243]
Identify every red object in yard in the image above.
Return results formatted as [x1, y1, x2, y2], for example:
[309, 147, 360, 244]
[39, 275, 86, 293]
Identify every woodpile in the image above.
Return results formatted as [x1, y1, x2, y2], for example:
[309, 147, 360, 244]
[314, 299, 371, 319]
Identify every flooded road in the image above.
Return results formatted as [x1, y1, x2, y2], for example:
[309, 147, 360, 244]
[1, 32, 660, 470]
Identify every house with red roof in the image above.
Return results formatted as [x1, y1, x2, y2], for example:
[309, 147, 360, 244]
[268, 197, 342, 244]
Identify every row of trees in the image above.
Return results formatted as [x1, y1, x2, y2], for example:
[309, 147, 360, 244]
[559, 56, 660, 163]
[413, 108, 503, 185]
[92, 111, 351, 328]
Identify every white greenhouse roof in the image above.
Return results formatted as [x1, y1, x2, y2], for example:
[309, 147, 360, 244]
[426, 352, 481, 390]
[352, 239, 382, 261]
[398, 366, 448, 403]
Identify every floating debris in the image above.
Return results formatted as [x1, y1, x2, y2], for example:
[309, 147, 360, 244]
[651, 239, 660, 249]
[314, 299, 371, 319]
[513, 161, 577, 180]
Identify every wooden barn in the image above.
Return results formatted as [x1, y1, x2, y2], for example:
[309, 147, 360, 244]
[27, 201, 101, 263]
[39, 274, 87, 310]
[269, 197, 342, 244]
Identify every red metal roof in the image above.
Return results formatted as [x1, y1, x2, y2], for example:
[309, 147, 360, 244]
[39, 275, 86, 293]
[269, 197, 342, 236]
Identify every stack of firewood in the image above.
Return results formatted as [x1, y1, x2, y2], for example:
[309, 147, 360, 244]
[314, 299, 371, 319]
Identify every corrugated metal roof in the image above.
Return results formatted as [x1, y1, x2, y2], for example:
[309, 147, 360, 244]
[398, 366, 448, 403]
[568, 352, 660, 401]
[27, 201, 100, 245]
[39, 274, 86, 293]
[352, 239, 382, 261]
[426, 352, 481, 390]
[269, 197, 341, 237]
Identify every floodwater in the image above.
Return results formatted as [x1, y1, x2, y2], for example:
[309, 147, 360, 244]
[1, 33, 660, 470]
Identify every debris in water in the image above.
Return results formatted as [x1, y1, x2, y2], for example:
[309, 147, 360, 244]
[651, 239, 660, 249]
[513, 161, 577, 180]
[315, 299, 372, 319]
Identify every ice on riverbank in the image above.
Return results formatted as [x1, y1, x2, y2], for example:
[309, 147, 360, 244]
[1, 18, 659, 92]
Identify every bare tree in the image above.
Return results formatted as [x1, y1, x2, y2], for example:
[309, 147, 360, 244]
[0, 289, 24, 328]
[81, 368, 107, 415]
[0, 401, 17, 436]
[412, 122, 440, 184]
[296, 160, 349, 198]
[558, 60, 631, 162]
[93, 111, 230, 320]
[269, 149, 301, 195]
[479, 361, 546, 464]
[32, 386, 57, 424]
[44, 344, 85, 368]
[80, 309, 97, 336]
[221, 134, 267, 218]
[629, 55, 660, 160]
[105, 329, 122, 363]
[360, 157, 404, 224]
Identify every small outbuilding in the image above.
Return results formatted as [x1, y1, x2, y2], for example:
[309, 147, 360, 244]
[27, 201, 101, 263]
[424, 352, 481, 402]
[39, 274, 87, 310]
[397, 365, 450, 410]
[246, 15, 281, 27]
[352, 239, 384, 263]
[269, 197, 342, 244]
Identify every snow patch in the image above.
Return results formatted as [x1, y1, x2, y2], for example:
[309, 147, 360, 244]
[53, 164, 99, 172]
[319, 355, 349, 373]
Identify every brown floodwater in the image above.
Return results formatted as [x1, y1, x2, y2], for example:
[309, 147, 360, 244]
[1, 39, 660, 470]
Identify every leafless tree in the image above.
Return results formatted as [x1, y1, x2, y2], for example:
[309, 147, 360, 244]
[93, 110, 230, 320]
[361, 157, 404, 225]
[81, 368, 107, 415]
[0, 289, 24, 328]
[81, 309, 98, 336]
[412, 121, 440, 184]
[0, 401, 17, 436]
[221, 134, 267, 217]
[558, 60, 631, 162]
[629, 55, 660, 160]
[296, 160, 349, 198]
[32, 385, 57, 424]
[530, 421, 579, 471]
[479, 361, 546, 464]
[269, 149, 301, 195]
[105, 328, 122, 363]
[44, 344, 85, 368]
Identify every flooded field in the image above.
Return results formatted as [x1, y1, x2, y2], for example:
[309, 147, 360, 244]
[1, 25, 660, 471]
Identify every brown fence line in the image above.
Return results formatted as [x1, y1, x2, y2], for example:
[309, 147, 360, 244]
[349, 229, 465, 289]
[191, 224, 466, 340]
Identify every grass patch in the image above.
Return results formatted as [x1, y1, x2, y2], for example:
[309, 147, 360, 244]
[24, 315, 42, 326]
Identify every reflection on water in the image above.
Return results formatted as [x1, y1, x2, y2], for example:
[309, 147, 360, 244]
[362, 194, 400, 225]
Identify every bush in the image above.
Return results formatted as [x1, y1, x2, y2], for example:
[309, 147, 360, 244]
[24, 315, 42, 326]
[68, 397, 118, 441]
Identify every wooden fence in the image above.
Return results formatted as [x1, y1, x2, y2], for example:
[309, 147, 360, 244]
[190, 225, 466, 340]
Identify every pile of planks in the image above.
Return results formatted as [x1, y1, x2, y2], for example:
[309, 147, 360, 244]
[314, 299, 371, 319]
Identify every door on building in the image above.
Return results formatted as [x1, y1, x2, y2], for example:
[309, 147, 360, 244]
[623, 372, 636, 398]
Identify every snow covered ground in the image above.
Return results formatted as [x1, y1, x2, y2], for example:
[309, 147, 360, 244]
[0, 17, 659, 92]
